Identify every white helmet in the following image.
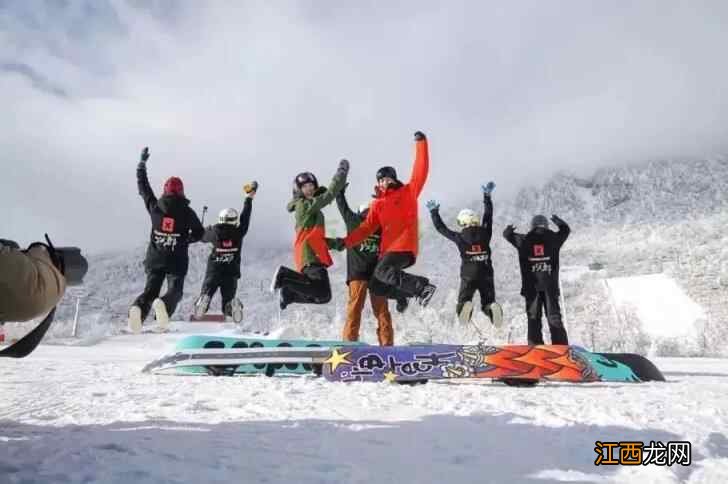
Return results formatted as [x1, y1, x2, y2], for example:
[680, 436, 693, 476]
[456, 209, 479, 228]
[218, 208, 239, 225]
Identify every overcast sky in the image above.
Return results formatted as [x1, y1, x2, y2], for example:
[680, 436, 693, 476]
[3, 1, 728, 253]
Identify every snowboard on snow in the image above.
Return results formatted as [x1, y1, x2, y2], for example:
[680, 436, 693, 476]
[321, 344, 665, 384]
[143, 335, 363, 376]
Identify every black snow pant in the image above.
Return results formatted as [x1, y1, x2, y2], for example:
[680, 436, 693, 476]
[525, 290, 568, 345]
[133, 270, 185, 321]
[279, 264, 332, 306]
[369, 252, 429, 301]
[456, 276, 495, 317]
[200, 272, 238, 315]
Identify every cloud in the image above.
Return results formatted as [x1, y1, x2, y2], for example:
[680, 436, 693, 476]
[2, 1, 728, 252]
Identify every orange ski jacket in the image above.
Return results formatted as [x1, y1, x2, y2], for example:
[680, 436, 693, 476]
[344, 138, 429, 256]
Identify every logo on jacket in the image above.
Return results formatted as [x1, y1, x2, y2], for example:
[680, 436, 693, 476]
[161, 217, 176, 233]
[533, 244, 545, 257]
[222, 240, 233, 248]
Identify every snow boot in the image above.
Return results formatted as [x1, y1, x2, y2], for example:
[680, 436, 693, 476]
[152, 298, 170, 330]
[193, 294, 211, 320]
[128, 305, 143, 334]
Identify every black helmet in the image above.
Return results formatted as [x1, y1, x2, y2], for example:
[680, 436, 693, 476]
[376, 166, 398, 181]
[531, 214, 549, 230]
[294, 172, 318, 189]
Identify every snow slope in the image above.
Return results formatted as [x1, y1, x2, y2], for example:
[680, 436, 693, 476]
[2, 323, 728, 484]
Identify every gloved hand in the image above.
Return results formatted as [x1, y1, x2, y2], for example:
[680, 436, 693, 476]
[482, 181, 495, 195]
[503, 224, 516, 237]
[140, 147, 150, 164]
[327, 237, 346, 251]
[337, 159, 350, 177]
[426, 200, 440, 211]
[243, 181, 259, 196]
[414, 131, 426, 141]
[551, 214, 565, 226]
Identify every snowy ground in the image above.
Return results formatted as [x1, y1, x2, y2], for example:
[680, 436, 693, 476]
[2, 324, 728, 484]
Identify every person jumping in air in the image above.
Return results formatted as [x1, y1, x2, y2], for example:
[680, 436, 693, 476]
[193, 181, 258, 323]
[426, 182, 502, 328]
[336, 183, 394, 345]
[270, 160, 349, 310]
[331, 131, 436, 313]
[503, 214, 571, 345]
[129, 147, 205, 333]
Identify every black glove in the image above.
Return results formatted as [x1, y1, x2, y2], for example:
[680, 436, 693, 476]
[0, 239, 20, 249]
[503, 224, 516, 236]
[414, 131, 426, 141]
[551, 214, 565, 226]
[337, 159, 350, 176]
[327, 237, 346, 251]
[140, 147, 150, 163]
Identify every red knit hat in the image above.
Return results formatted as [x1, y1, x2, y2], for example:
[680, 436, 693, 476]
[163, 176, 184, 196]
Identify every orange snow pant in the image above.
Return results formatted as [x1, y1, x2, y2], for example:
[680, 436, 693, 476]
[342, 280, 394, 346]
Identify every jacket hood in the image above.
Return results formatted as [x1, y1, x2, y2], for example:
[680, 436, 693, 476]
[158, 194, 190, 214]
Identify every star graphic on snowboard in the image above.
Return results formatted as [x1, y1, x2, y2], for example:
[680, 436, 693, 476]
[383, 371, 397, 383]
[324, 348, 352, 372]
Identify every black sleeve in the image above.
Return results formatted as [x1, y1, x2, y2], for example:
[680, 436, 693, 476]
[238, 197, 253, 238]
[188, 209, 205, 243]
[336, 191, 358, 229]
[202, 226, 216, 243]
[430, 209, 459, 242]
[503, 229, 524, 249]
[136, 163, 157, 213]
[482, 193, 493, 241]
[555, 220, 571, 246]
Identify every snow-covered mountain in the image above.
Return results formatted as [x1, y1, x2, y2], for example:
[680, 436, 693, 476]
[46, 157, 728, 356]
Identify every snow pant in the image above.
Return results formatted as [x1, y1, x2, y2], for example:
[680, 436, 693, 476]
[133, 270, 185, 321]
[0, 246, 66, 322]
[456, 276, 495, 318]
[200, 272, 238, 315]
[342, 279, 394, 346]
[524, 290, 568, 345]
[368, 252, 429, 302]
[279, 264, 332, 306]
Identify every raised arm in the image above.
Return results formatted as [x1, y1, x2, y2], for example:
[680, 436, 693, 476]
[238, 183, 257, 237]
[188, 209, 205, 243]
[551, 215, 571, 246]
[335, 184, 359, 228]
[503, 225, 524, 249]
[427, 200, 458, 242]
[298, 160, 349, 226]
[136, 147, 157, 213]
[408, 131, 429, 197]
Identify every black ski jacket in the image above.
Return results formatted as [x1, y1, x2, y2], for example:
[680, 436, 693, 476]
[202, 198, 253, 278]
[503, 219, 570, 297]
[336, 191, 381, 283]
[430, 193, 494, 281]
[137, 163, 204, 275]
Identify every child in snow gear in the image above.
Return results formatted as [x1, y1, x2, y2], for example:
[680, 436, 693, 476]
[332, 131, 436, 310]
[193, 181, 258, 323]
[129, 147, 205, 333]
[336, 183, 394, 345]
[503, 214, 571, 345]
[427, 182, 502, 327]
[270, 160, 349, 310]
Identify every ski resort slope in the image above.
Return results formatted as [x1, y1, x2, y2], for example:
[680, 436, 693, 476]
[1, 326, 728, 484]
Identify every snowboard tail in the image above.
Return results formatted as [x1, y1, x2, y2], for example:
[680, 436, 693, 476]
[322, 344, 664, 384]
